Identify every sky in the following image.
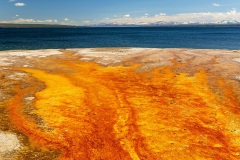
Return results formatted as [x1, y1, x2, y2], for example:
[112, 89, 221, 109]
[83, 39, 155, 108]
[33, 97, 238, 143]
[1, 0, 240, 25]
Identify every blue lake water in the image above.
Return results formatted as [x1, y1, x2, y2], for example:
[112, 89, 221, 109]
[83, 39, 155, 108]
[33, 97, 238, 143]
[1, 26, 240, 51]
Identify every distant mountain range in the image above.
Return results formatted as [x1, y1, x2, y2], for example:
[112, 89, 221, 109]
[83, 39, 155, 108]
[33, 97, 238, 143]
[95, 20, 240, 27]
[1, 21, 240, 28]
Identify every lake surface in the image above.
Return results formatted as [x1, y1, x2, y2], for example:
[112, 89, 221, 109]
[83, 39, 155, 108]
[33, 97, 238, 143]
[1, 26, 240, 50]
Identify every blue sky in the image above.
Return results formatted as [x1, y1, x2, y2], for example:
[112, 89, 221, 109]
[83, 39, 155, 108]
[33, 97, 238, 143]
[1, 0, 240, 25]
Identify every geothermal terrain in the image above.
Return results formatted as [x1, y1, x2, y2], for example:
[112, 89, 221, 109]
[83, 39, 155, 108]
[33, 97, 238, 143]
[0, 48, 240, 160]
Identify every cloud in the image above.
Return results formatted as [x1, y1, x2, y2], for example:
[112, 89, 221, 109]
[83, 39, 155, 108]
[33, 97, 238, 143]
[9, 0, 17, 2]
[159, 13, 167, 16]
[100, 9, 240, 25]
[212, 3, 220, 7]
[64, 18, 69, 21]
[83, 20, 90, 24]
[124, 14, 130, 18]
[15, 2, 25, 7]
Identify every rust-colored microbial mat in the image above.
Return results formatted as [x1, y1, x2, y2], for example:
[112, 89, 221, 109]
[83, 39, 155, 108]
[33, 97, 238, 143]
[1, 48, 240, 159]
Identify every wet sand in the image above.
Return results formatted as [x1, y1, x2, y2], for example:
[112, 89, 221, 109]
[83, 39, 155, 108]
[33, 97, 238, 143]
[0, 48, 240, 159]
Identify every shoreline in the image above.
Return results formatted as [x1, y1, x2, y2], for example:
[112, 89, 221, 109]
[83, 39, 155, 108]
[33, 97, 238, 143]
[1, 47, 240, 52]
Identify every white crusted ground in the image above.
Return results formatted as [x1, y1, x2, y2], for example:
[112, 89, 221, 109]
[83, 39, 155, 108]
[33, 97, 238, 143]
[72, 48, 144, 65]
[0, 49, 63, 66]
[234, 58, 240, 63]
[2, 49, 62, 57]
[0, 131, 20, 153]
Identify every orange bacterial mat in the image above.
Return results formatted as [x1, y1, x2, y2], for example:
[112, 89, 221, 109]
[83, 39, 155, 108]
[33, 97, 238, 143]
[7, 57, 240, 160]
